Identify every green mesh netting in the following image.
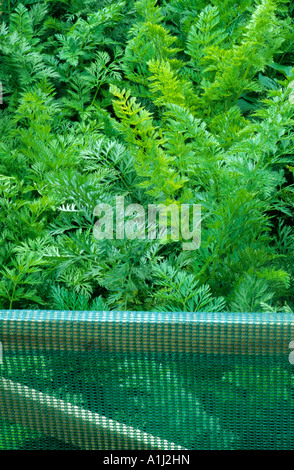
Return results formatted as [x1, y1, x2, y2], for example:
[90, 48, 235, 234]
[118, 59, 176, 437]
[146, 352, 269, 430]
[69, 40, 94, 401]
[0, 310, 293, 450]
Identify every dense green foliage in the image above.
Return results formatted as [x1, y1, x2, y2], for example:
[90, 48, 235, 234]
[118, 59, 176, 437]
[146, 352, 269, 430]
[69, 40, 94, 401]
[0, 351, 293, 449]
[0, 0, 294, 312]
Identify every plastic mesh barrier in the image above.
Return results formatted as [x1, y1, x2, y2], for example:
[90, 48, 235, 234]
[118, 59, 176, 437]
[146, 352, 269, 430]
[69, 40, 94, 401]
[0, 310, 294, 450]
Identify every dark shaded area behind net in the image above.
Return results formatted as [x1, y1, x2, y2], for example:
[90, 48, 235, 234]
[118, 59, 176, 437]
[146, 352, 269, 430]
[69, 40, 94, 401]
[1, 345, 293, 450]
